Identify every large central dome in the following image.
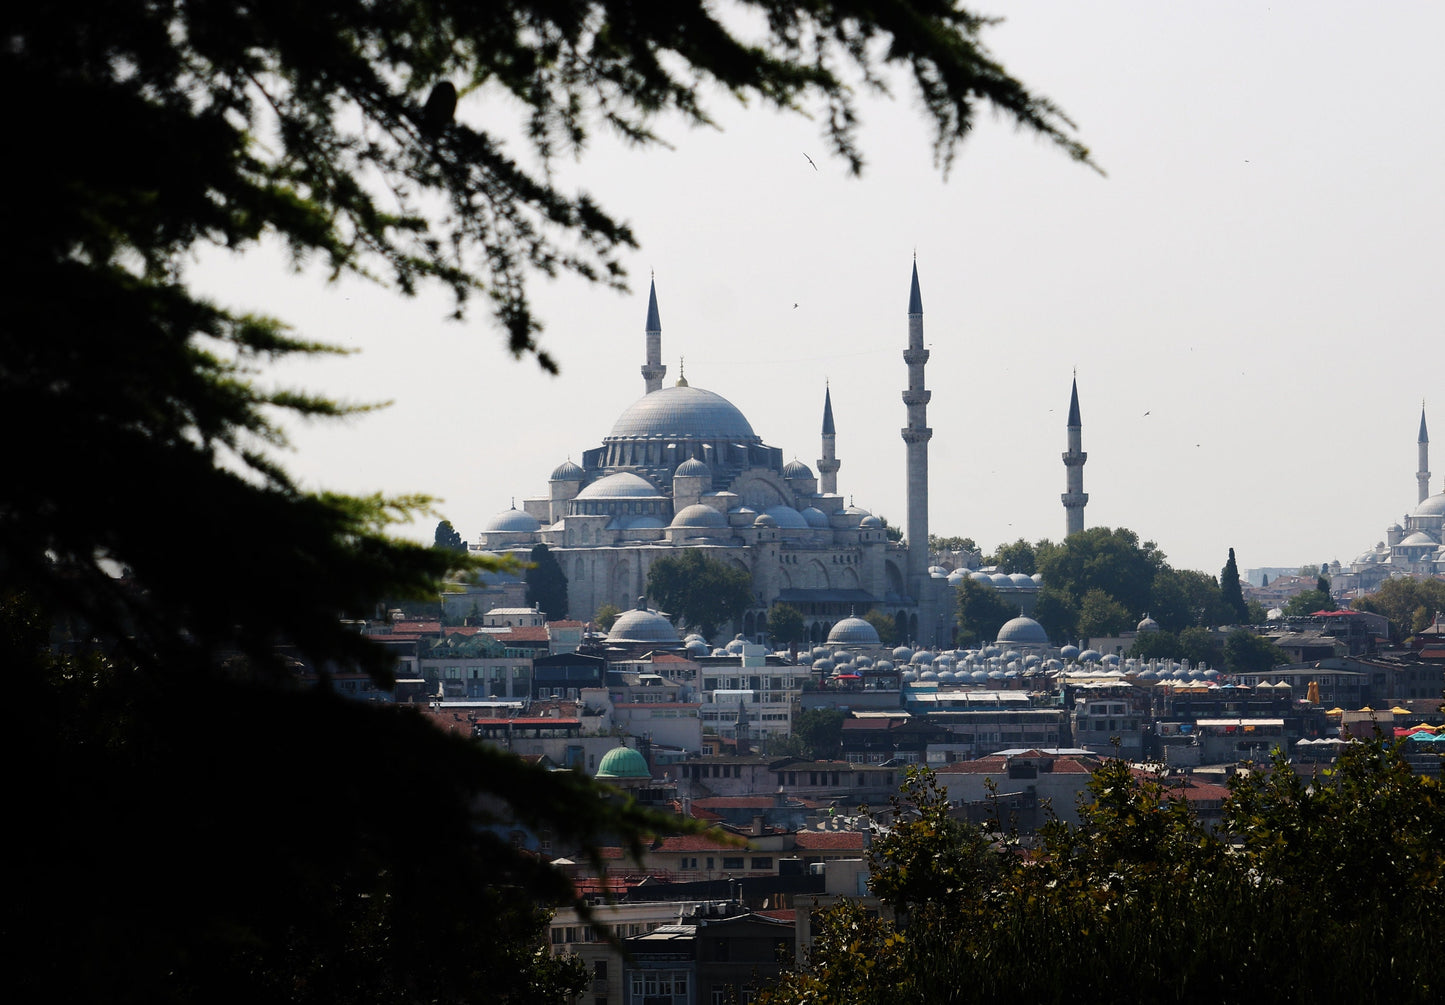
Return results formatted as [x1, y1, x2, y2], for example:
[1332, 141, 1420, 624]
[608, 385, 758, 441]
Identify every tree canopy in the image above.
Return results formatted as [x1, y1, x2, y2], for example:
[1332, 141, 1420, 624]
[954, 577, 1017, 646]
[434, 519, 467, 552]
[1220, 547, 1249, 622]
[767, 602, 807, 647]
[1352, 576, 1445, 640]
[765, 740, 1445, 1004]
[646, 549, 754, 640]
[524, 543, 569, 621]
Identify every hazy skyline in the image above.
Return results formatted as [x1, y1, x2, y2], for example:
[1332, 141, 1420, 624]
[194, 1, 1442, 580]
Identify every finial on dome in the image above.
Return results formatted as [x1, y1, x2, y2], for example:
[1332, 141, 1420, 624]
[675, 356, 688, 387]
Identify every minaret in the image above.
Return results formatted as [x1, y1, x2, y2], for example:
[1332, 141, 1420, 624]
[818, 383, 840, 495]
[1418, 403, 1431, 505]
[640, 277, 665, 393]
[1062, 374, 1088, 537]
[902, 260, 931, 588]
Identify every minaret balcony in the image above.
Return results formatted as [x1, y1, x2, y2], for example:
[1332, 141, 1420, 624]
[901, 427, 933, 444]
[1062, 451, 1088, 465]
[901, 389, 932, 406]
[903, 348, 931, 366]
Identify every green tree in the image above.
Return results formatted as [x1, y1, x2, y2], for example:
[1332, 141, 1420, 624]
[987, 537, 1039, 575]
[1220, 547, 1249, 623]
[1282, 587, 1333, 618]
[524, 543, 569, 621]
[434, 519, 467, 552]
[793, 709, 847, 760]
[930, 534, 979, 553]
[646, 550, 753, 640]
[1128, 628, 1179, 660]
[1224, 628, 1288, 672]
[862, 609, 900, 647]
[1178, 626, 1222, 666]
[1035, 527, 1169, 624]
[954, 578, 1017, 646]
[877, 515, 905, 543]
[766, 742, 1445, 1005]
[1353, 577, 1445, 639]
[1076, 587, 1132, 640]
[1149, 567, 1232, 632]
[767, 602, 807, 647]
[592, 602, 622, 633]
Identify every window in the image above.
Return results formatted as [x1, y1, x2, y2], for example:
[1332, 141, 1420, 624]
[722, 857, 744, 870]
[751, 857, 773, 869]
[594, 961, 607, 978]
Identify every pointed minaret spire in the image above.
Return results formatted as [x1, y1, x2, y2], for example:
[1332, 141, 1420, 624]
[818, 382, 840, 495]
[902, 259, 932, 610]
[1062, 374, 1088, 537]
[1418, 401, 1431, 505]
[641, 276, 665, 393]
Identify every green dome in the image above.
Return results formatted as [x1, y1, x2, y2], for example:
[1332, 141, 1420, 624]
[596, 745, 651, 779]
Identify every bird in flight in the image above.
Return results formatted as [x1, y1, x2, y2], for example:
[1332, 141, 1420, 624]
[803, 153, 817, 170]
[792, 303, 799, 309]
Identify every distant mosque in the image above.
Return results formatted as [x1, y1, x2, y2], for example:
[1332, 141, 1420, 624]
[1336, 405, 1445, 593]
[476, 264, 1090, 647]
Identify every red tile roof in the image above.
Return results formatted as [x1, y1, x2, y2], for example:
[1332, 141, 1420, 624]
[792, 831, 865, 851]
[654, 833, 744, 853]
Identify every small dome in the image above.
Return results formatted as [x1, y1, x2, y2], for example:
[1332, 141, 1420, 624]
[753, 513, 779, 528]
[1399, 531, 1437, 546]
[859, 515, 884, 529]
[608, 603, 680, 644]
[1060, 644, 1081, 660]
[1079, 649, 1102, 662]
[1137, 615, 1160, 633]
[892, 646, 914, 661]
[550, 458, 584, 481]
[671, 504, 727, 529]
[970, 571, 992, 584]
[596, 745, 651, 780]
[997, 616, 1049, 646]
[675, 457, 711, 478]
[1009, 573, 1036, 591]
[801, 507, 831, 528]
[576, 472, 661, 500]
[782, 459, 815, 479]
[827, 616, 881, 646]
[482, 507, 541, 533]
[725, 634, 747, 654]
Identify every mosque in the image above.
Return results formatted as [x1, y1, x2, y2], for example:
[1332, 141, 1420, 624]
[1336, 406, 1445, 594]
[477, 264, 966, 646]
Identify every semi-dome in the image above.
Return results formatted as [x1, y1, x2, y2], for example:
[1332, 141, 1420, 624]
[997, 616, 1049, 646]
[1399, 531, 1437, 546]
[675, 456, 711, 478]
[828, 615, 881, 646]
[608, 385, 758, 440]
[671, 504, 727, 528]
[763, 505, 810, 529]
[482, 507, 541, 533]
[576, 471, 662, 499]
[608, 601, 680, 644]
[550, 458, 584, 481]
[596, 745, 651, 780]
[801, 507, 830, 528]
[782, 459, 814, 479]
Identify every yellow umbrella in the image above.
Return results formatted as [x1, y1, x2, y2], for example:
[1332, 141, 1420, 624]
[1326, 707, 1345, 715]
[1390, 706, 1411, 715]
[1359, 706, 1375, 712]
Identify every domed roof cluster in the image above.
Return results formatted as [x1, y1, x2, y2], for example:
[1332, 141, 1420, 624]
[608, 385, 758, 441]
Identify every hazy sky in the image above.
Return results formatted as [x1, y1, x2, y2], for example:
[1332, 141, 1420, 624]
[195, 1, 1443, 579]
